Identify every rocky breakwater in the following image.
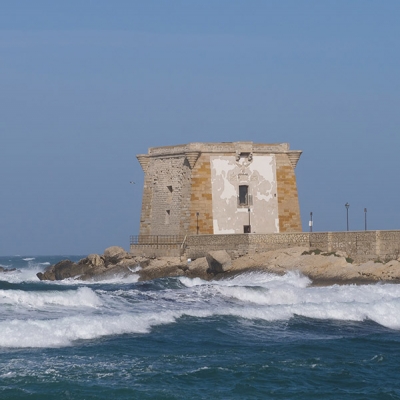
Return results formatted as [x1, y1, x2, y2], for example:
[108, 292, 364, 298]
[37, 246, 143, 281]
[37, 246, 400, 285]
[227, 247, 400, 285]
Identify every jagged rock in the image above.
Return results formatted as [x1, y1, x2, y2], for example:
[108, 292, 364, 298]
[135, 257, 150, 268]
[36, 245, 400, 285]
[138, 265, 181, 281]
[37, 260, 90, 281]
[87, 254, 105, 268]
[114, 258, 142, 271]
[81, 264, 133, 281]
[137, 256, 209, 281]
[37, 266, 56, 281]
[137, 257, 185, 281]
[206, 250, 232, 273]
[37, 247, 142, 282]
[78, 254, 105, 268]
[55, 260, 87, 280]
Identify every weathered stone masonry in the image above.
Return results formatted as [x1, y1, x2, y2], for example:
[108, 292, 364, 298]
[189, 153, 213, 235]
[136, 142, 303, 236]
[133, 144, 400, 263]
[131, 230, 400, 263]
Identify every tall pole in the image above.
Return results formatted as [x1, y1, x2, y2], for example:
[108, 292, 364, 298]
[309, 212, 313, 232]
[196, 212, 199, 235]
[364, 208, 367, 231]
[248, 207, 251, 233]
[345, 203, 350, 231]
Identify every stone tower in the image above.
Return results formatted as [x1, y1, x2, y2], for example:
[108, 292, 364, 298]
[136, 142, 302, 236]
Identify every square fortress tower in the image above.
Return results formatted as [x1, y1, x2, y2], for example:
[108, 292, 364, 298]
[137, 142, 302, 236]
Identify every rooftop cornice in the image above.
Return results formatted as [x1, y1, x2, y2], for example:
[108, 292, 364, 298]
[146, 142, 296, 157]
[136, 154, 150, 172]
[286, 150, 302, 169]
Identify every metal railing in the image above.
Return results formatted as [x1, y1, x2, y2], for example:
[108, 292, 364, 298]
[130, 235, 185, 248]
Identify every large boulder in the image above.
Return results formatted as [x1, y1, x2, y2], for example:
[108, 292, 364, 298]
[137, 257, 186, 281]
[37, 266, 56, 281]
[80, 264, 133, 281]
[103, 246, 128, 264]
[36, 248, 144, 282]
[54, 260, 89, 280]
[37, 260, 90, 281]
[186, 257, 210, 279]
[87, 253, 105, 268]
[206, 250, 232, 273]
[78, 254, 105, 269]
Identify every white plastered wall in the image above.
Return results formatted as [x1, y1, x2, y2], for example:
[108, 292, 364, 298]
[210, 155, 279, 234]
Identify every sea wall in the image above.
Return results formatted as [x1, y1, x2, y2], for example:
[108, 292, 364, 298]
[130, 230, 400, 263]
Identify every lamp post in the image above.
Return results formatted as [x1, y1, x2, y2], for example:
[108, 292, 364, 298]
[345, 203, 350, 231]
[309, 212, 313, 232]
[248, 207, 251, 233]
[364, 208, 367, 231]
[196, 212, 199, 235]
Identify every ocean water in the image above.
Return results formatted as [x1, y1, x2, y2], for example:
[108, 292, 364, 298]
[1, 256, 400, 399]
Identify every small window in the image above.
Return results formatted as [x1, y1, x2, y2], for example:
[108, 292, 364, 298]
[238, 185, 249, 206]
[244, 225, 251, 233]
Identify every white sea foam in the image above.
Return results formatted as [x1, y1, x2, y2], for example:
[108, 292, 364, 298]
[178, 276, 208, 287]
[179, 272, 400, 330]
[0, 287, 102, 309]
[49, 273, 140, 286]
[0, 258, 55, 283]
[179, 270, 311, 289]
[220, 270, 311, 288]
[0, 262, 140, 285]
[0, 311, 179, 348]
[0, 265, 43, 283]
[2, 270, 400, 348]
[128, 265, 142, 273]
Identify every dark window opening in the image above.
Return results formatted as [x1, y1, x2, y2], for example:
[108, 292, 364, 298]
[167, 185, 173, 193]
[239, 185, 249, 206]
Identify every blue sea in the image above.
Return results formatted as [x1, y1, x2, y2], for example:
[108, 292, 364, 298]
[1, 256, 400, 399]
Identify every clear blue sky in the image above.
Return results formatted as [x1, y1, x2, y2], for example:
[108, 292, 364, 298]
[1, 1, 400, 255]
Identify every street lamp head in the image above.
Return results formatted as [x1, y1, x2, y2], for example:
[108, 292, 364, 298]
[196, 212, 199, 216]
[345, 202, 350, 210]
[364, 208, 367, 213]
